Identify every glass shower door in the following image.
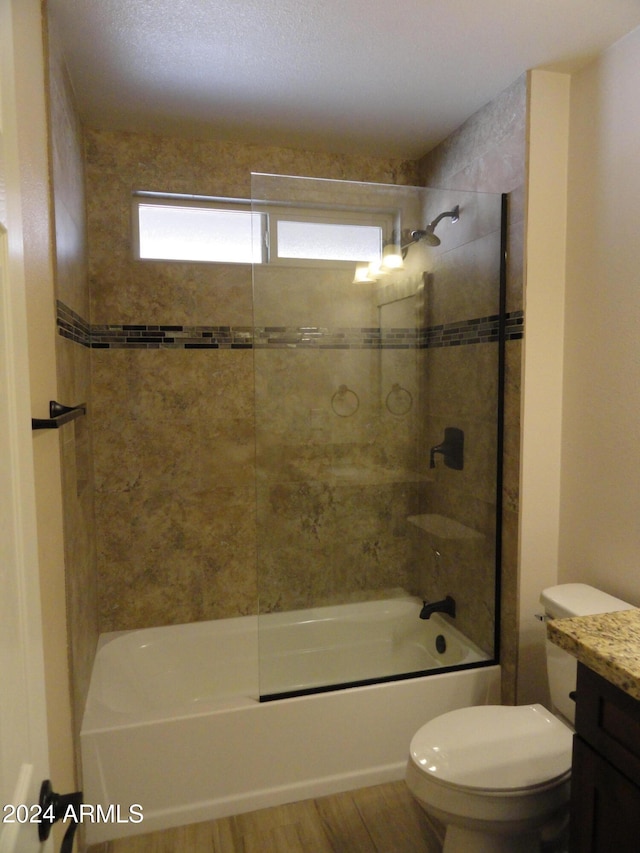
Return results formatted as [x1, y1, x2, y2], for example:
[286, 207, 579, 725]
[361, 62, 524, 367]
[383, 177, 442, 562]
[251, 173, 503, 700]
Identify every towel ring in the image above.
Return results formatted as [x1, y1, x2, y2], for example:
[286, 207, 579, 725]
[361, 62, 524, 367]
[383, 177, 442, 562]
[331, 384, 359, 417]
[385, 383, 413, 416]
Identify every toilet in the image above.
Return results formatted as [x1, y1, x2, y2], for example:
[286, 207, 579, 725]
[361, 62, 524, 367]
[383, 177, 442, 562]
[406, 584, 634, 853]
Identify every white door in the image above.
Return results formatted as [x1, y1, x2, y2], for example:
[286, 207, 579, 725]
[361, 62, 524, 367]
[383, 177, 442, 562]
[0, 0, 52, 850]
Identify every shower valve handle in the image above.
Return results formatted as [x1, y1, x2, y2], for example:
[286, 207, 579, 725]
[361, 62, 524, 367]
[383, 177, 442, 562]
[429, 427, 464, 470]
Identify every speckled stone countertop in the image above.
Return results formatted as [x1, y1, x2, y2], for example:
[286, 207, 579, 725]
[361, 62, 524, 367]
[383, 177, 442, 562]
[547, 609, 640, 701]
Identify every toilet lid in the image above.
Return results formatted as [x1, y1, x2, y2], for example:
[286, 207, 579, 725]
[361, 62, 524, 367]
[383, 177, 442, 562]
[409, 704, 573, 793]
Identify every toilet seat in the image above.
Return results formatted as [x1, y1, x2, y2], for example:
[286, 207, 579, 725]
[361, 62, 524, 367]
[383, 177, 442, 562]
[409, 703, 573, 794]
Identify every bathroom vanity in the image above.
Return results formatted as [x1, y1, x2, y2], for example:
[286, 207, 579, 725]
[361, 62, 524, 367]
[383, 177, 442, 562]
[548, 608, 640, 853]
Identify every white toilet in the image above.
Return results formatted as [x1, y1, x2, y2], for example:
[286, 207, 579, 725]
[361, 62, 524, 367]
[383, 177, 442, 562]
[406, 584, 634, 853]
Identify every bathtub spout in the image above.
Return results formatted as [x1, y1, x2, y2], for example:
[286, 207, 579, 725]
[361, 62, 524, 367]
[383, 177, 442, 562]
[420, 596, 456, 620]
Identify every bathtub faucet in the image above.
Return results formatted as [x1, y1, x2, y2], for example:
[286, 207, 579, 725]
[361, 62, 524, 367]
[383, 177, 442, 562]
[420, 595, 456, 620]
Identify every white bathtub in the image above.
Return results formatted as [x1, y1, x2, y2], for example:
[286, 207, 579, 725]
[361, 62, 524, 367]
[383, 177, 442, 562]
[81, 596, 500, 843]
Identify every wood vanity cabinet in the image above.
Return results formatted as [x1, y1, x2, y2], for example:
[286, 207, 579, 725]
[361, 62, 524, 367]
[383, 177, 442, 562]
[570, 662, 640, 852]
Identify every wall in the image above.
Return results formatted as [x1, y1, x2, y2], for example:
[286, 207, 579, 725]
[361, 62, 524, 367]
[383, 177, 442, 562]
[518, 70, 570, 706]
[85, 126, 510, 654]
[84, 88, 524, 671]
[416, 76, 526, 701]
[248, 175, 504, 660]
[46, 7, 98, 776]
[85, 131, 419, 631]
[559, 26, 640, 603]
[412, 188, 506, 655]
[252, 175, 426, 620]
[12, 0, 76, 804]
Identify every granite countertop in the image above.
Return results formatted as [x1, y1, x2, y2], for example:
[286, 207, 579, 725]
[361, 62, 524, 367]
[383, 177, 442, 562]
[547, 609, 640, 701]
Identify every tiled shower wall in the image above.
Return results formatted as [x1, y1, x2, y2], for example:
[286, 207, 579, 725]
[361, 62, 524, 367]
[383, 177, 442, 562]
[47, 12, 98, 770]
[250, 175, 514, 658]
[85, 132, 420, 631]
[417, 75, 527, 701]
[251, 177, 427, 620]
[413, 191, 506, 656]
[77, 76, 525, 681]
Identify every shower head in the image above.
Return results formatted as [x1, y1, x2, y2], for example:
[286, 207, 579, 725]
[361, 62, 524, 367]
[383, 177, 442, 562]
[410, 229, 442, 247]
[407, 205, 460, 249]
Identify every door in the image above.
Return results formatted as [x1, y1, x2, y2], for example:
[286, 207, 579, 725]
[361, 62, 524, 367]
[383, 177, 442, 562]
[0, 0, 52, 850]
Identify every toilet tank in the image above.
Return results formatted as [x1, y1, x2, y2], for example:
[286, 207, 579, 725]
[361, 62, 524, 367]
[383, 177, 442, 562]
[540, 583, 634, 725]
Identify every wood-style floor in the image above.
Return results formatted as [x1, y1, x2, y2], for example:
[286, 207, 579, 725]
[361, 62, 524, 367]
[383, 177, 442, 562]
[88, 782, 444, 853]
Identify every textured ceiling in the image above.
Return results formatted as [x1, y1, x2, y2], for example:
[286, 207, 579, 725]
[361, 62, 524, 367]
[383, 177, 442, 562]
[48, 0, 640, 159]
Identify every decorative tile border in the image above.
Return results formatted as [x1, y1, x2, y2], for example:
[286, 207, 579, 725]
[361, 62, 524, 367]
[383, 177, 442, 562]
[253, 326, 419, 349]
[421, 310, 524, 348]
[505, 310, 524, 340]
[57, 301, 91, 347]
[57, 301, 523, 351]
[90, 323, 254, 349]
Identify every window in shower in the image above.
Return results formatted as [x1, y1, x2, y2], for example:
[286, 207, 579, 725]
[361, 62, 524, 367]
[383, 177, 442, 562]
[132, 193, 387, 268]
[132, 195, 267, 264]
[269, 210, 386, 265]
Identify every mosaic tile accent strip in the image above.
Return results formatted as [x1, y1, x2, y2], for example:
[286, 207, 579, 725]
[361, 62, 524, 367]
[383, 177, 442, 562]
[420, 310, 524, 348]
[505, 310, 524, 340]
[253, 326, 419, 349]
[57, 302, 524, 350]
[57, 300, 91, 347]
[90, 323, 254, 349]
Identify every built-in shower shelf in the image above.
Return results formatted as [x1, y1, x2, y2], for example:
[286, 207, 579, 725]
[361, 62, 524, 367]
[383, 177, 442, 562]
[407, 513, 483, 540]
[286, 462, 433, 486]
[326, 465, 432, 485]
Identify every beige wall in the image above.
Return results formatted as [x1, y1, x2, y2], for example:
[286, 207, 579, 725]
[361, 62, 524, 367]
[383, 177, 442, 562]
[46, 6, 99, 781]
[44, 41, 530, 730]
[85, 131, 420, 631]
[252, 176, 427, 627]
[47, 42, 528, 736]
[414, 211, 504, 656]
[518, 70, 570, 706]
[85, 122, 514, 653]
[417, 76, 526, 701]
[13, 0, 75, 799]
[559, 26, 640, 603]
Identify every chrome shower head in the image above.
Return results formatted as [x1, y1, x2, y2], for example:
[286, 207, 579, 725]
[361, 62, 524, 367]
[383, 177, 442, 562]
[410, 228, 442, 247]
[408, 205, 460, 248]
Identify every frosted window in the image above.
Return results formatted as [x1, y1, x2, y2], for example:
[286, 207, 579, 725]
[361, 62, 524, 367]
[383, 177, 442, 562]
[137, 203, 264, 263]
[276, 220, 382, 263]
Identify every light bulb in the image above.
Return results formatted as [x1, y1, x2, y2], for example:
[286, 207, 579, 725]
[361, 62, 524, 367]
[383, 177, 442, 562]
[352, 262, 376, 283]
[381, 243, 404, 271]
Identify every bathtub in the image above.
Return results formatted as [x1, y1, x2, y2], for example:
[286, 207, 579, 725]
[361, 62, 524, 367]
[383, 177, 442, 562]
[81, 595, 500, 843]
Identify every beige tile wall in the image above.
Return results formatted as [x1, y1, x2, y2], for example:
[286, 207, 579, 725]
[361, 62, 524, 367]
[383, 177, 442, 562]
[47, 11, 98, 778]
[251, 176, 428, 616]
[81, 77, 525, 689]
[86, 131, 421, 631]
[417, 75, 526, 699]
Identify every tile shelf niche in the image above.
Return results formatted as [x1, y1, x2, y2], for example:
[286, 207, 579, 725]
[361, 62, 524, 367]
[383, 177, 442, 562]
[407, 513, 483, 540]
[289, 462, 434, 486]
